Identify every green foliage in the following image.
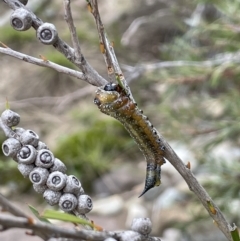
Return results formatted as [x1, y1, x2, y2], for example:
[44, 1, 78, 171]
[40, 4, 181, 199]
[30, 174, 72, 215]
[41, 209, 99, 229]
[0, 26, 35, 46]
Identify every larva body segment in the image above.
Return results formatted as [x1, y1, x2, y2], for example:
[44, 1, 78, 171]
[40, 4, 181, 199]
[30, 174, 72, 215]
[94, 83, 165, 197]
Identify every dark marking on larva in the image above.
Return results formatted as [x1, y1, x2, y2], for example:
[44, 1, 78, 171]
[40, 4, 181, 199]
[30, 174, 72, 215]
[94, 83, 165, 196]
[161, 145, 166, 151]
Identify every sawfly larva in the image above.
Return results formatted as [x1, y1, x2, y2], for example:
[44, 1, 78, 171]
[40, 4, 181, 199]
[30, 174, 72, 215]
[94, 83, 166, 197]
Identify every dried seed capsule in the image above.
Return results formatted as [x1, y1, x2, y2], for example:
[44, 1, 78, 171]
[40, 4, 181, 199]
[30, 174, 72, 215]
[46, 171, 67, 191]
[76, 195, 93, 214]
[131, 217, 152, 235]
[14, 127, 25, 135]
[36, 141, 48, 150]
[37, 23, 58, 45]
[49, 158, 67, 173]
[43, 189, 61, 206]
[35, 149, 54, 168]
[2, 138, 22, 157]
[63, 175, 81, 195]
[119, 231, 142, 241]
[18, 163, 35, 178]
[33, 184, 47, 194]
[79, 187, 85, 195]
[17, 145, 37, 164]
[10, 8, 32, 31]
[20, 130, 39, 147]
[1, 109, 20, 127]
[59, 193, 77, 212]
[29, 167, 49, 185]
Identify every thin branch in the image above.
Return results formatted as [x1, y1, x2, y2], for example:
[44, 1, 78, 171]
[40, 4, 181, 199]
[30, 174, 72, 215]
[2, 0, 107, 87]
[89, 0, 122, 83]
[0, 46, 86, 81]
[0, 193, 28, 218]
[63, 0, 83, 63]
[122, 51, 240, 83]
[141, 58, 240, 70]
[124, 51, 240, 73]
[0, 214, 162, 241]
[0, 214, 108, 240]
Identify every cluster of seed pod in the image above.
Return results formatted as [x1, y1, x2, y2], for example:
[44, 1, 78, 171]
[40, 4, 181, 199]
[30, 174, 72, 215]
[10, 7, 58, 45]
[1, 109, 93, 215]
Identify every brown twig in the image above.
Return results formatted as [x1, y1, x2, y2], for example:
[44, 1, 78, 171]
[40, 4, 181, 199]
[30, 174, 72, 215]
[2, 0, 107, 87]
[63, 0, 83, 64]
[0, 47, 85, 81]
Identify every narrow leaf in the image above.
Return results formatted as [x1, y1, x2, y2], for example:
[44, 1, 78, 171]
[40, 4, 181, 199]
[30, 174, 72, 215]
[41, 210, 94, 228]
[28, 205, 51, 223]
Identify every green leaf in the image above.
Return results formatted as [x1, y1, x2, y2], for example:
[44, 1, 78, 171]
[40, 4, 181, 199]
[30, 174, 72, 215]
[229, 223, 240, 241]
[41, 209, 94, 228]
[28, 205, 51, 223]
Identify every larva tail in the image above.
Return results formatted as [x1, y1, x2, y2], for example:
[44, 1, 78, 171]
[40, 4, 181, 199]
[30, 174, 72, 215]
[138, 162, 161, 198]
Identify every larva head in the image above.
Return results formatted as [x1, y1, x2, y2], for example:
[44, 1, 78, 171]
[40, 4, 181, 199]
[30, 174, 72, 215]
[94, 83, 120, 106]
[103, 83, 120, 91]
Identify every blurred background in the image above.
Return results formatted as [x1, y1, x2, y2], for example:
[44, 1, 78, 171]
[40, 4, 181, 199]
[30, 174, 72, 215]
[0, 0, 240, 240]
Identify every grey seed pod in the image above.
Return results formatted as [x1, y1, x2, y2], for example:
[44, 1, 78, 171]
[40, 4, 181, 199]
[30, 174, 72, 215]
[14, 127, 25, 135]
[37, 23, 58, 45]
[43, 189, 61, 206]
[59, 193, 77, 212]
[10, 8, 32, 31]
[36, 141, 48, 150]
[17, 145, 37, 164]
[79, 186, 85, 195]
[33, 183, 47, 194]
[35, 149, 54, 168]
[131, 217, 152, 235]
[76, 194, 93, 214]
[49, 158, 67, 173]
[46, 171, 67, 191]
[63, 175, 81, 195]
[119, 231, 142, 241]
[2, 138, 22, 157]
[20, 129, 39, 147]
[18, 163, 35, 178]
[1, 109, 20, 127]
[29, 167, 49, 185]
